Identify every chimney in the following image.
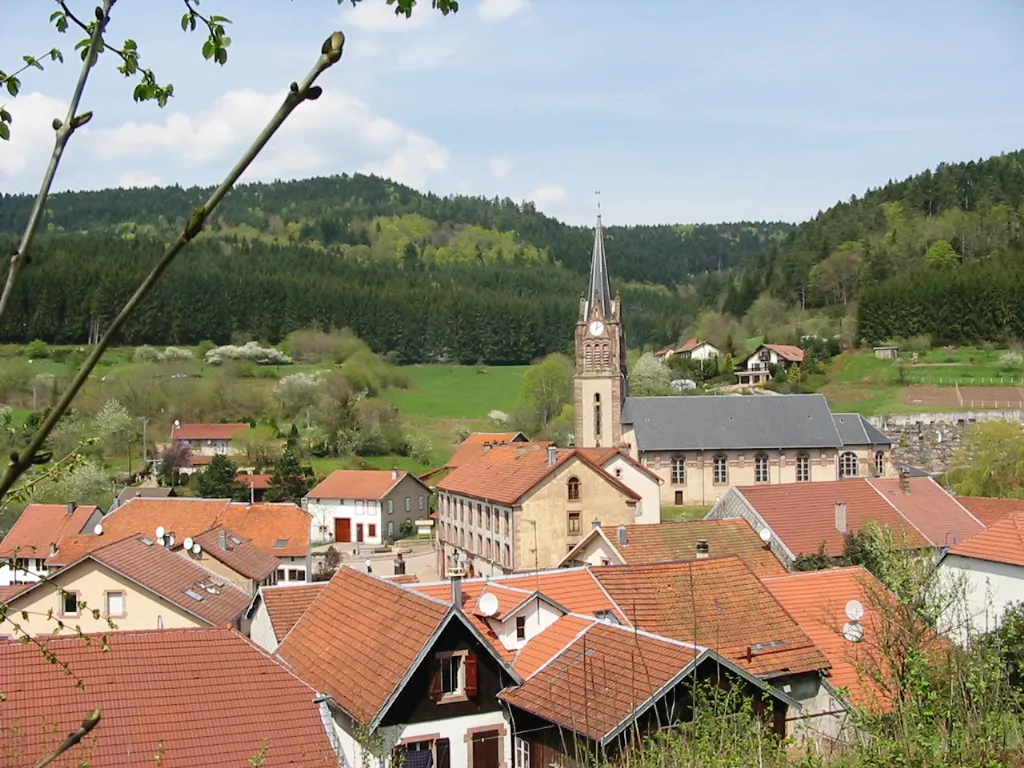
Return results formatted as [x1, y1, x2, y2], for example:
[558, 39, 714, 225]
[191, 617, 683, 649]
[898, 467, 911, 495]
[391, 467, 399, 480]
[616, 526, 628, 546]
[218, 530, 228, 550]
[49, 542, 58, 557]
[695, 539, 710, 559]
[449, 568, 464, 610]
[592, 519, 602, 530]
[547, 446, 558, 466]
[835, 501, 847, 533]
[66, 501, 76, 516]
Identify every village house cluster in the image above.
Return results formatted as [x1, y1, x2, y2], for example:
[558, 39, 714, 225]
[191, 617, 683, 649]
[4, 218, 1024, 766]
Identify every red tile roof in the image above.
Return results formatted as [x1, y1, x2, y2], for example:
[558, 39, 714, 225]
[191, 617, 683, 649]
[575, 520, 787, 577]
[49, 498, 311, 565]
[511, 614, 594, 678]
[763, 343, 805, 362]
[956, 496, 1024, 527]
[307, 469, 425, 500]
[763, 567, 894, 710]
[446, 432, 530, 469]
[0, 503, 98, 558]
[410, 580, 521, 662]
[574, 447, 662, 483]
[678, 337, 702, 353]
[501, 621, 702, 743]
[591, 557, 830, 677]
[0, 584, 29, 604]
[261, 583, 328, 642]
[193, 527, 281, 581]
[732, 479, 930, 558]
[437, 445, 640, 505]
[171, 422, 249, 441]
[947, 512, 1024, 566]
[867, 477, 983, 548]
[237, 473, 273, 490]
[0, 626, 337, 766]
[277, 567, 451, 724]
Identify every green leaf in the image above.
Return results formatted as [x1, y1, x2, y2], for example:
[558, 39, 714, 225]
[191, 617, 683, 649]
[181, 13, 191, 31]
[202, 40, 215, 60]
[5, 77, 18, 97]
[50, 48, 64, 63]
[23, 55, 43, 71]
[0, 123, 9, 141]
[123, 39, 137, 51]
[214, 46, 228, 65]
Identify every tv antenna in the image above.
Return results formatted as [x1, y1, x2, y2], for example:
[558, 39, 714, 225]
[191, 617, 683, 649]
[595, 189, 601, 215]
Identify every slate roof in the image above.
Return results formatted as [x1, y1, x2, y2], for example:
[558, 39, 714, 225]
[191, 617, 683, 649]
[591, 557, 830, 677]
[0, 503, 98, 559]
[946, 512, 1024, 566]
[0, 626, 337, 767]
[957, 496, 1024, 527]
[115, 486, 176, 507]
[832, 413, 892, 446]
[261, 583, 328, 642]
[276, 567, 452, 725]
[565, 520, 787, 577]
[307, 469, 427, 500]
[193, 527, 281, 581]
[585, 215, 613, 320]
[621, 394, 844, 452]
[171, 422, 249, 441]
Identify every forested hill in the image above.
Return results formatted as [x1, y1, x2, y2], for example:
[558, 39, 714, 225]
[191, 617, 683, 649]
[0, 173, 791, 286]
[722, 150, 1024, 318]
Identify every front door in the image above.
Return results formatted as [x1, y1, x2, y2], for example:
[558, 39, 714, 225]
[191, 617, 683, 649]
[471, 731, 499, 768]
[335, 518, 351, 543]
[356, 524, 364, 543]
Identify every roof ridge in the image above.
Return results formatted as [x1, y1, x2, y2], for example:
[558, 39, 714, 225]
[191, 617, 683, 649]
[761, 565, 870, 583]
[929, 476, 986, 528]
[521, 619, 597, 680]
[584, 567, 633, 628]
[865, 477, 934, 545]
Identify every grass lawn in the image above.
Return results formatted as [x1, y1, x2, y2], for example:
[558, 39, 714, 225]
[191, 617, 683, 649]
[383, 365, 528, 420]
[662, 505, 711, 522]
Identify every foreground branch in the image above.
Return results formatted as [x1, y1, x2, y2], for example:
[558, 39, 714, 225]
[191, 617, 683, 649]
[0, 0, 113, 324]
[0, 32, 346, 503]
[33, 709, 101, 768]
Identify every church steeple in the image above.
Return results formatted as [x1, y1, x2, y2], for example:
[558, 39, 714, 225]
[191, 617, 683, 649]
[583, 215, 613, 322]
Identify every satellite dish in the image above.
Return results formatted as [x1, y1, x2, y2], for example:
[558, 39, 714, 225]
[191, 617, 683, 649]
[157, 538, 166, 547]
[845, 600, 865, 622]
[155, 526, 165, 539]
[842, 621, 864, 643]
[183, 537, 194, 551]
[173, 419, 181, 427]
[166, 534, 176, 548]
[477, 592, 500, 618]
[93, 523, 103, 535]
[192, 543, 202, 555]
[758, 528, 771, 544]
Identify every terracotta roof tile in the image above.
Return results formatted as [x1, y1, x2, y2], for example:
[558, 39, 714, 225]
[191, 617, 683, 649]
[0, 503, 98, 558]
[237, 473, 273, 490]
[0, 626, 336, 766]
[383, 574, 419, 585]
[511, 614, 594, 678]
[193, 526, 280, 581]
[591, 557, 830, 677]
[171, 422, 249, 441]
[678, 337, 702, 353]
[589, 520, 787, 577]
[277, 567, 450, 724]
[947, 512, 1024, 566]
[308, 469, 424, 500]
[501, 621, 702, 743]
[437, 446, 640, 505]
[867, 477, 983, 547]
[0, 584, 29, 604]
[221, 503, 310, 557]
[410, 580, 518, 662]
[955, 496, 1024, 527]
[446, 432, 529, 469]
[763, 567, 894, 710]
[763, 343, 805, 362]
[733, 479, 930, 558]
[262, 583, 328, 642]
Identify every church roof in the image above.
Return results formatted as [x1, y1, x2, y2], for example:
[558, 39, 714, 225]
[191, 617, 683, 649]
[621, 394, 844, 452]
[832, 413, 892, 447]
[585, 215, 613, 320]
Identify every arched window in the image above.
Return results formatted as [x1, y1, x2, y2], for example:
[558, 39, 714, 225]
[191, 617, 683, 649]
[874, 450, 885, 477]
[796, 453, 810, 482]
[567, 476, 581, 501]
[713, 454, 728, 485]
[839, 452, 859, 478]
[671, 456, 686, 485]
[584, 342, 594, 368]
[600, 343, 611, 365]
[594, 393, 602, 438]
[754, 453, 770, 483]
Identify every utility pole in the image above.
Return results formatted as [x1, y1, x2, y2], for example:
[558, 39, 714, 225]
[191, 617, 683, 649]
[139, 417, 150, 478]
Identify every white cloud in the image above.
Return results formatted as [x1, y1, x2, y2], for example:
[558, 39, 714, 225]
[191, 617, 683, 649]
[87, 87, 451, 188]
[342, 1, 433, 32]
[529, 185, 566, 207]
[477, 0, 530, 22]
[489, 156, 513, 181]
[118, 170, 161, 188]
[0, 92, 68, 186]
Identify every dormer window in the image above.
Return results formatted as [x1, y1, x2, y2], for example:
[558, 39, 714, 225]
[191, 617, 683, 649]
[516, 616, 526, 641]
[567, 477, 581, 501]
[430, 651, 478, 703]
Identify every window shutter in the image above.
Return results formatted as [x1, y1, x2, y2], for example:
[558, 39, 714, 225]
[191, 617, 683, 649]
[464, 653, 478, 697]
[429, 659, 442, 702]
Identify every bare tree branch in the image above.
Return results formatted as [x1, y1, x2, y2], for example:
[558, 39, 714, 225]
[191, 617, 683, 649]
[33, 709, 101, 768]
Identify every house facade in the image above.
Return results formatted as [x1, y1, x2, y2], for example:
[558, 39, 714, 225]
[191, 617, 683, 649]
[655, 338, 720, 363]
[736, 344, 805, 385]
[0, 503, 101, 586]
[435, 445, 641, 578]
[305, 469, 431, 547]
[170, 421, 249, 456]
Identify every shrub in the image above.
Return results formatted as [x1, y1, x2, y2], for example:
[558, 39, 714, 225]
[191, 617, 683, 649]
[1000, 351, 1024, 367]
[162, 346, 194, 361]
[133, 345, 162, 363]
[24, 339, 49, 359]
[408, 433, 434, 465]
[205, 341, 292, 366]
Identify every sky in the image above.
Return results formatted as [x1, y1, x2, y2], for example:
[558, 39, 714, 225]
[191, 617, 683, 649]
[1, 0, 1023, 226]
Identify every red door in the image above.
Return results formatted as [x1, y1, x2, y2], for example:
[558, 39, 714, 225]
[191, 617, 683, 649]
[356, 524, 364, 543]
[335, 518, 351, 543]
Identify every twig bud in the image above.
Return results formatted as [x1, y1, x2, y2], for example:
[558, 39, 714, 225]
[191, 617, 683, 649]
[306, 86, 323, 101]
[52, 119, 63, 131]
[321, 31, 345, 64]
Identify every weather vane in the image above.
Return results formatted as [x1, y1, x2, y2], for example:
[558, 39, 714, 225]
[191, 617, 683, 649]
[595, 189, 601, 215]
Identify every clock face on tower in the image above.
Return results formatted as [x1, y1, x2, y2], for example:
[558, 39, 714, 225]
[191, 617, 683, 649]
[588, 320, 605, 336]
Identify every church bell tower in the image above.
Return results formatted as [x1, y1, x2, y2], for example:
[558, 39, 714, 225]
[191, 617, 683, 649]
[573, 215, 627, 448]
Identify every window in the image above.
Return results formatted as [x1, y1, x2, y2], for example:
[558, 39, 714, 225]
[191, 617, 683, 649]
[516, 616, 526, 640]
[568, 512, 581, 534]
[387, 499, 394, 514]
[796, 453, 810, 482]
[614, 467, 622, 478]
[388, 521, 395, 538]
[567, 476, 581, 501]
[713, 454, 728, 484]
[671, 456, 686, 485]
[405, 497, 412, 512]
[419, 495, 425, 510]
[875, 450, 885, 476]
[288, 568, 306, 582]
[674, 490, 684, 505]
[755, 453, 769, 483]
[515, 737, 530, 768]
[504, 543, 511, 567]
[430, 652, 478, 702]
[368, 524, 377, 538]
[839, 452, 859, 478]
[60, 591, 79, 616]
[105, 591, 126, 618]
[594, 393, 602, 438]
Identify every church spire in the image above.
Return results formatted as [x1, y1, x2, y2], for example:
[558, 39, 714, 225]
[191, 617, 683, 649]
[585, 214, 613, 320]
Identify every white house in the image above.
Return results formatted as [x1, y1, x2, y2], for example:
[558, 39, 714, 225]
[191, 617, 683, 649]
[655, 338, 720, 362]
[736, 343, 805, 385]
[170, 421, 249, 456]
[304, 469, 431, 547]
[577, 447, 662, 525]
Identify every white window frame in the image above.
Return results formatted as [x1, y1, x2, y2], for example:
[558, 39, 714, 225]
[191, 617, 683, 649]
[713, 455, 728, 485]
[671, 456, 685, 485]
[875, 450, 885, 476]
[515, 736, 530, 768]
[754, 453, 770, 484]
[796, 453, 810, 482]
[105, 591, 126, 618]
[839, 452, 859, 479]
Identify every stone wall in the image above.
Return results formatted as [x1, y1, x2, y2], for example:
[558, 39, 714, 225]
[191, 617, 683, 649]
[868, 411, 1024, 474]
